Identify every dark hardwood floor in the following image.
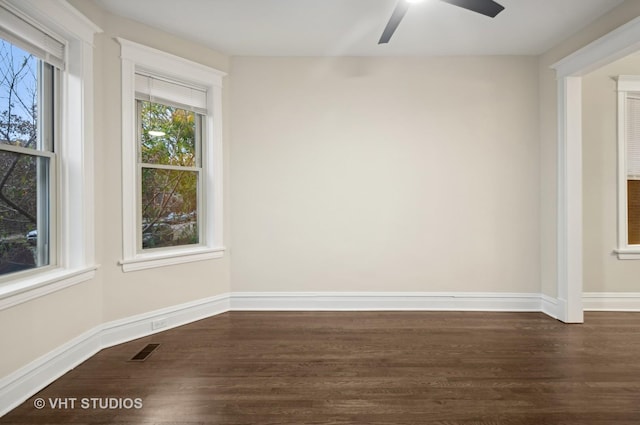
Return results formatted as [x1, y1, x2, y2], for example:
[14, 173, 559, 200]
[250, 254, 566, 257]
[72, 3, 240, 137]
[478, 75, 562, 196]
[2, 311, 640, 424]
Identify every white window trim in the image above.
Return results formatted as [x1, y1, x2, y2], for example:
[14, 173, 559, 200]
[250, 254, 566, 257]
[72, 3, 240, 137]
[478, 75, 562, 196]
[615, 75, 640, 260]
[0, 0, 101, 310]
[117, 38, 226, 272]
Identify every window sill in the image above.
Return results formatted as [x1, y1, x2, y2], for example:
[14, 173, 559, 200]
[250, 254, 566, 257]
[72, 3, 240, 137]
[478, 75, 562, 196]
[614, 248, 640, 260]
[119, 246, 226, 272]
[0, 266, 99, 311]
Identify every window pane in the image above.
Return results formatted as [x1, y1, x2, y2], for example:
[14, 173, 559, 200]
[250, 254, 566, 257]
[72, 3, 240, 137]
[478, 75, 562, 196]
[0, 40, 38, 149]
[628, 95, 640, 245]
[139, 101, 197, 166]
[629, 180, 640, 245]
[0, 151, 49, 275]
[627, 96, 640, 178]
[141, 167, 198, 249]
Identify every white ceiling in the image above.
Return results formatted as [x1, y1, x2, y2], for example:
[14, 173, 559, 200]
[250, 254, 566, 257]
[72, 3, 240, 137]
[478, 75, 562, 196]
[93, 0, 625, 56]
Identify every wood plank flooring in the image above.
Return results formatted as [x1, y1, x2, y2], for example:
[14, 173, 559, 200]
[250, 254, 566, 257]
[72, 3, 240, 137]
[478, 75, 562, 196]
[2, 311, 640, 424]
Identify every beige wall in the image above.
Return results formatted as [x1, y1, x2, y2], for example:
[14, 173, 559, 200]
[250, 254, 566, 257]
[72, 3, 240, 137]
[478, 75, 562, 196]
[538, 0, 640, 298]
[583, 54, 640, 292]
[0, 2, 231, 378]
[230, 56, 540, 293]
[0, 277, 102, 380]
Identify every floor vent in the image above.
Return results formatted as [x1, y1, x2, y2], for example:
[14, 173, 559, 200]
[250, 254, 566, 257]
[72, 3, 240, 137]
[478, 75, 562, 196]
[130, 343, 160, 361]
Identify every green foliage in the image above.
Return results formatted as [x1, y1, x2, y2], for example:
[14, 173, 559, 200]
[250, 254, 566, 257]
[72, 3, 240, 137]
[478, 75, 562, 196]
[140, 101, 196, 167]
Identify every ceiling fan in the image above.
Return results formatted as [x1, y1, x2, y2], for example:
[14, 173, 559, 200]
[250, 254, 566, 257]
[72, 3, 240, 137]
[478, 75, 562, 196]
[379, 0, 505, 44]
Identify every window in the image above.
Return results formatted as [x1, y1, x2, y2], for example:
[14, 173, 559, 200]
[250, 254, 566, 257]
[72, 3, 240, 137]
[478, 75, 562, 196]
[626, 94, 640, 245]
[616, 76, 640, 259]
[138, 98, 202, 250]
[0, 1, 100, 309]
[118, 39, 225, 272]
[0, 39, 56, 278]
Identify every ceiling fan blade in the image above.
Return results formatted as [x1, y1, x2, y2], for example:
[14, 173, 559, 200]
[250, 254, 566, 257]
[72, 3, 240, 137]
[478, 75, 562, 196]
[440, 0, 505, 18]
[378, 0, 411, 44]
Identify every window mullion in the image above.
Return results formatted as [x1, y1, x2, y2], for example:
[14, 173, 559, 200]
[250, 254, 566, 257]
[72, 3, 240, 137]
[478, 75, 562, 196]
[139, 163, 201, 172]
[0, 144, 54, 158]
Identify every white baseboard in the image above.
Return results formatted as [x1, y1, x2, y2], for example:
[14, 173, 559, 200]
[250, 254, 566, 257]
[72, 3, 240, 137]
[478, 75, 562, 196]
[100, 293, 230, 348]
[0, 290, 582, 418]
[0, 327, 102, 418]
[230, 291, 544, 312]
[583, 292, 640, 311]
[540, 294, 561, 320]
[0, 293, 230, 417]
